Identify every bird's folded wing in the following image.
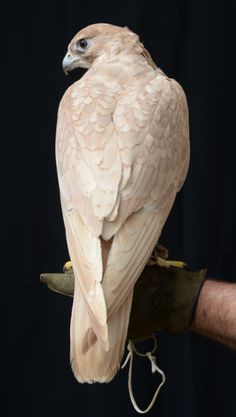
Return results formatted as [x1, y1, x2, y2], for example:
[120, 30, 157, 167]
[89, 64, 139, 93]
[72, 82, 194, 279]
[103, 208, 165, 320]
[64, 209, 108, 345]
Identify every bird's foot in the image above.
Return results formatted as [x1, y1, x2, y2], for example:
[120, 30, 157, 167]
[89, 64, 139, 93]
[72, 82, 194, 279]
[152, 257, 187, 269]
[147, 244, 186, 269]
[63, 261, 73, 273]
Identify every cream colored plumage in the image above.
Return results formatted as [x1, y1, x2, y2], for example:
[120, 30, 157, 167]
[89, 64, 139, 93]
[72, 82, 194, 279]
[56, 23, 190, 383]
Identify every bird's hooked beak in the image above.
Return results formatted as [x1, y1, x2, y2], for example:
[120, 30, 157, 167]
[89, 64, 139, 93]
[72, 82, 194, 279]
[62, 53, 79, 75]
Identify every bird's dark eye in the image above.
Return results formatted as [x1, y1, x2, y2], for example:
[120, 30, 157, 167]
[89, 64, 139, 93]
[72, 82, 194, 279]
[76, 38, 88, 50]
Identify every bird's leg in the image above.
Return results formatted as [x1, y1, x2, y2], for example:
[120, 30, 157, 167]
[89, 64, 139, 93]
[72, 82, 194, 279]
[147, 243, 186, 269]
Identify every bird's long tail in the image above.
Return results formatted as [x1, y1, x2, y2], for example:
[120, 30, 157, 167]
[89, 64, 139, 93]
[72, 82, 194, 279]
[70, 280, 133, 383]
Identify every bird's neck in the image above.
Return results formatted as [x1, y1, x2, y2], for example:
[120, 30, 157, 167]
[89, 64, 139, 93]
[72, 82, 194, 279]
[92, 49, 157, 78]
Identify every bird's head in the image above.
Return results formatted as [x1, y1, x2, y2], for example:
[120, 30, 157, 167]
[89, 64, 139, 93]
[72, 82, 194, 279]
[62, 23, 145, 74]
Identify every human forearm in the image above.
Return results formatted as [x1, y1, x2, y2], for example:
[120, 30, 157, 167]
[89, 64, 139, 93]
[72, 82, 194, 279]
[190, 279, 236, 349]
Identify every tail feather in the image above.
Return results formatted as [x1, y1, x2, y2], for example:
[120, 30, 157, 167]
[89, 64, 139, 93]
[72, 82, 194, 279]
[70, 281, 133, 383]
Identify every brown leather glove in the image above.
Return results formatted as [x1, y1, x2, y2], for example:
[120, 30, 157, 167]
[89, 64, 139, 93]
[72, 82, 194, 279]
[128, 263, 206, 340]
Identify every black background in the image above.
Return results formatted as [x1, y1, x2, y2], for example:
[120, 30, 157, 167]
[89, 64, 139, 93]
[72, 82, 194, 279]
[1, 1, 236, 416]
